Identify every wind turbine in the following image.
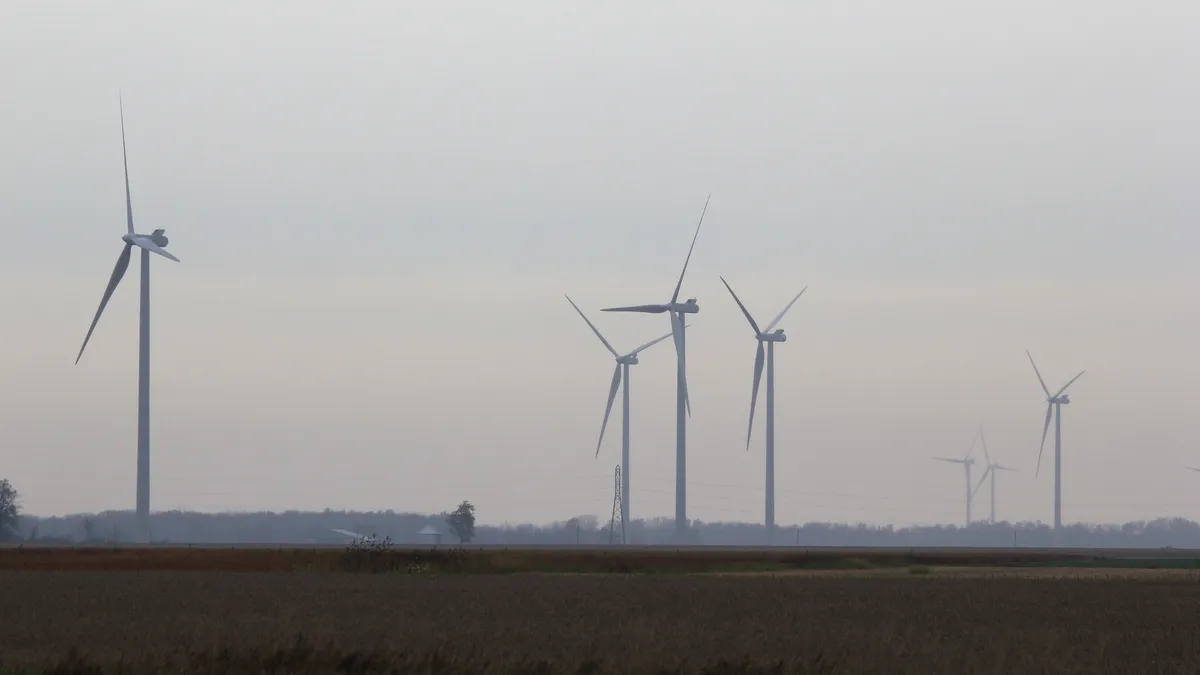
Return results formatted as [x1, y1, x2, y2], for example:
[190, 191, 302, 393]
[565, 295, 674, 527]
[75, 97, 180, 542]
[719, 276, 806, 540]
[970, 426, 1017, 524]
[934, 435, 978, 527]
[601, 195, 710, 538]
[1026, 350, 1085, 530]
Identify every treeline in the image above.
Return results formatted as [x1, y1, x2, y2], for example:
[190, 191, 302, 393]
[13, 510, 1200, 548]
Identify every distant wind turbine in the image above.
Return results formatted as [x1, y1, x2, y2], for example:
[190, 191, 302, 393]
[565, 295, 675, 527]
[1027, 350, 1085, 530]
[934, 435, 978, 527]
[601, 195, 710, 538]
[74, 96, 180, 542]
[970, 426, 1017, 524]
[719, 276, 806, 540]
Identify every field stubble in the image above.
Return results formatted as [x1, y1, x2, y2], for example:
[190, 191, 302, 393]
[2, 570, 1200, 674]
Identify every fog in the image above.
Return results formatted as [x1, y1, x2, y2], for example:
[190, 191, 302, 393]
[1, 0, 1197, 528]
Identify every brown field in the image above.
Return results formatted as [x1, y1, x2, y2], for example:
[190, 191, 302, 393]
[3, 570, 1200, 674]
[2, 547, 1199, 674]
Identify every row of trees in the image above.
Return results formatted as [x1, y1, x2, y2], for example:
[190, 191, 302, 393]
[0, 479, 481, 546]
[5, 477, 1200, 548]
[15, 512, 1200, 549]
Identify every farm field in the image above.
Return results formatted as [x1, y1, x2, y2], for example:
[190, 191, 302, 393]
[3, 569, 1200, 674]
[2, 547, 1200, 673]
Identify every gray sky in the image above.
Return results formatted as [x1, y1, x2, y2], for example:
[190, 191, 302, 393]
[2, 0, 1198, 527]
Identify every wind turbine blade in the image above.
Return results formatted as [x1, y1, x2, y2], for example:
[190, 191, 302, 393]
[1035, 403, 1052, 477]
[764, 286, 808, 333]
[1026, 350, 1050, 397]
[971, 466, 991, 499]
[627, 330, 674, 357]
[130, 237, 180, 262]
[76, 242, 133, 364]
[565, 295, 619, 357]
[1054, 370, 1086, 398]
[746, 341, 764, 451]
[120, 93, 134, 235]
[669, 312, 690, 417]
[669, 311, 685, 359]
[601, 304, 669, 314]
[1186, 466, 1200, 473]
[683, 365, 691, 417]
[995, 465, 1018, 472]
[934, 457, 966, 464]
[979, 426, 992, 466]
[964, 434, 977, 461]
[596, 364, 622, 458]
[670, 193, 710, 303]
[719, 276, 761, 335]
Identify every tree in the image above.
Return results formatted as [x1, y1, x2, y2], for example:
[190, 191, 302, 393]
[445, 501, 476, 544]
[0, 479, 19, 542]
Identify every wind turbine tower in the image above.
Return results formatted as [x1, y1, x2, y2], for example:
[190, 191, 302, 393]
[934, 435, 978, 527]
[602, 195, 710, 539]
[74, 98, 180, 542]
[565, 295, 673, 526]
[971, 426, 1016, 524]
[1026, 351, 1085, 530]
[719, 277, 806, 541]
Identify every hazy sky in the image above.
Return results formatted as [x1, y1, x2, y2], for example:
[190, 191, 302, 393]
[2, 1, 1198, 527]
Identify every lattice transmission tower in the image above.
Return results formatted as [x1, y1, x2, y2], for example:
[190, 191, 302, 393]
[609, 464, 625, 545]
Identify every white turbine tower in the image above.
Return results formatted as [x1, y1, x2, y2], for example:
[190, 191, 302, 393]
[970, 426, 1016, 524]
[601, 195, 709, 539]
[934, 435, 978, 527]
[719, 277, 806, 541]
[565, 295, 674, 528]
[75, 98, 180, 542]
[1026, 351, 1085, 530]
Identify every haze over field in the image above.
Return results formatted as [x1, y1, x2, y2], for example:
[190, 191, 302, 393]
[1, 1, 1198, 527]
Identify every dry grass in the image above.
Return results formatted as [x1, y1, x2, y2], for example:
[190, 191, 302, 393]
[2, 571, 1200, 674]
[713, 566, 1200, 580]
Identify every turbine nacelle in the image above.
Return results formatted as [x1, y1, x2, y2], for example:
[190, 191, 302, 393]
[669, 299, 699, 314]
[1051, 395, 1071, 405]
[617, 354, 640, 366]
[757, 328, 787, 343]
[123, 229, 168, 248]
[121, 230, 179, 262]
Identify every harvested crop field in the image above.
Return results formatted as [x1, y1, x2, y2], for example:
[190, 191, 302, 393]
[3, 571, 1200, 674]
